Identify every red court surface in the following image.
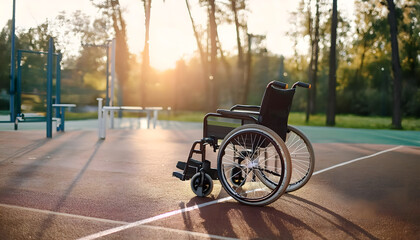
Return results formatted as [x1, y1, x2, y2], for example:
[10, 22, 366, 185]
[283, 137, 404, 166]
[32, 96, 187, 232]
[0, 128, 419, 239]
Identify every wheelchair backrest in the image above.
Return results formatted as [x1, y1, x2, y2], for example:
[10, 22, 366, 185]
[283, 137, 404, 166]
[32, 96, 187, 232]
[258, 82, 295, 141]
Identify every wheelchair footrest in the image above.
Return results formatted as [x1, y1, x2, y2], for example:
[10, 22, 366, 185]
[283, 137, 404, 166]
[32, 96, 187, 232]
[172, 171, 184, 180]
[174, 159, 202, 181]
[176, 159, 201, 170]
[173, 159, 219, 181]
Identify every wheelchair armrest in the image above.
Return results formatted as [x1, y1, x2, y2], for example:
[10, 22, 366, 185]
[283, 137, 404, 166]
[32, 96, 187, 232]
[230, 104, 260, 112]
[216, 109, 258, 122]
[203, 111, 258, 139]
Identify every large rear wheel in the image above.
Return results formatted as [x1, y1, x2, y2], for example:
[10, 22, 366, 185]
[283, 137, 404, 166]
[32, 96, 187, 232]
[217, 124, 291, 206]
[285, 125, 315, 192]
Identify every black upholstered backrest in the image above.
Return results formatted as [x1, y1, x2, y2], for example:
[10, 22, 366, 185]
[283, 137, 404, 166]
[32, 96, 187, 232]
[258, 82, 295, 141]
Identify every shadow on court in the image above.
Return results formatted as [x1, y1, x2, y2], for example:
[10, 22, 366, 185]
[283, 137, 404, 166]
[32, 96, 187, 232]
[0, 125, 419, 239]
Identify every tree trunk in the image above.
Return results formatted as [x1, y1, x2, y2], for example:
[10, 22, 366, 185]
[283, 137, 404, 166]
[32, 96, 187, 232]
[355, 38, 367, 85]
[326, 0, 337, 126]
[306, 0, 319, 122]
[306, 0, 313, 123]
[243, 33, 252, 104]
[216, 34, 233, 104]
[110, 0, 130, 109]
[306, 46, 313, 122]
[209, 0, 218, 111]
[312, 0, 320, 114]
[231, 0, 244, 103]
[386, 0, 402, 129]
[231, 0, 244, 68]
[185, 0, 209, 110]
[141, 0, 152, 107]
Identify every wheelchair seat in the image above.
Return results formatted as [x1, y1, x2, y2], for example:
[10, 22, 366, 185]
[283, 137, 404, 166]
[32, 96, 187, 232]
[216, 81, 295, 141]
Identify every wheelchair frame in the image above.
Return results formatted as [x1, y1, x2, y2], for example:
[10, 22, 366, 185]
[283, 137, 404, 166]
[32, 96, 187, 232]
[173, 81, 314, 206]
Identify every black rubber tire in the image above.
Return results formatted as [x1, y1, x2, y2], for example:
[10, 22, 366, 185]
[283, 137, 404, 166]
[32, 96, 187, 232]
[190, 172, 213, 197]
[217, 124, 291, 206]
[285, 125, 315, 192]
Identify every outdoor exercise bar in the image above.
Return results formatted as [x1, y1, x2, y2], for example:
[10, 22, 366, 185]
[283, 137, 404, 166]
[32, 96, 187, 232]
[12, 37, 75, 137]
[97, 98, 162, 139]
[15, 49, 62, 118]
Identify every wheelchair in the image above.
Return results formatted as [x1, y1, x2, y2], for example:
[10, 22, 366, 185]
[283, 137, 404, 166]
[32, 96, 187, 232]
[173, 81, 315, 206]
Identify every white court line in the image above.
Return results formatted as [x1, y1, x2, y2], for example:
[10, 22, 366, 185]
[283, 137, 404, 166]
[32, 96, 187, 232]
[78, 197, 233, 240]
[0, 203, 237, 240]
[140, 225, 238, 240]
[313, 145, 403, 175]
[78, 145, 404, 240]
[0, 203, 128, 225]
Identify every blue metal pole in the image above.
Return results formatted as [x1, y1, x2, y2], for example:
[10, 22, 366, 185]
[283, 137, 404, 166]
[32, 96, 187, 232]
[16, 50, 22, 116]
[55, 53, 61, 119]
[46, 38, 53, 138]
[10, 0, 16, 122]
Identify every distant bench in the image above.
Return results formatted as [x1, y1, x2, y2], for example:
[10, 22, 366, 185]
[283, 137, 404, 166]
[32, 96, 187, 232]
[97, 98, 163, 139]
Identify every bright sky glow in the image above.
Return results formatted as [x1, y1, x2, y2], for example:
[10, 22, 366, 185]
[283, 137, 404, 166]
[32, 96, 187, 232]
[0, 0, 354, 71]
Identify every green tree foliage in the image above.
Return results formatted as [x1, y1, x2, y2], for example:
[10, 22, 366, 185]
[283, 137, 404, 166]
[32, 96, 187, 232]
[0, 21, 12, 96]
[399, 0, 420, 117]
[0, 20, 55, 112]
[54, 11, 110, 106]
[0, 20, 52, 98]
[288, 0, 419, 119]
[0, 0, 419, 123]
[337, 0, 419, 118]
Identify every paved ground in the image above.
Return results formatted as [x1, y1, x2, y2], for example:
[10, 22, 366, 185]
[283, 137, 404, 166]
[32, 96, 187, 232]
[0, 120, 419, 239]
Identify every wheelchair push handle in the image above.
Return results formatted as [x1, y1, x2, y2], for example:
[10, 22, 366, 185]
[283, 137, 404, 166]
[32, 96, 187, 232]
[292, 81, 311, 89]
[268, 81, 311, 89]
[269, 81, 288, 89]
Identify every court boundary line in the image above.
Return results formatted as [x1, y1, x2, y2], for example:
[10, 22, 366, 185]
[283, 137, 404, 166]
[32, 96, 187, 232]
[77, 197, 234, 240]
[0, 203, 128, 225]
[140, 225, 238, 240]
[78, 145, 404, 240]
[313, 145, 403, 175]
[0, 203, 237, 240]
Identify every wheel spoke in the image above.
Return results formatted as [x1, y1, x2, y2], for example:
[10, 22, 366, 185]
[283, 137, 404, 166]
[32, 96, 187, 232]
[285, 127, 315, 192]
[218, 125, 293, 205]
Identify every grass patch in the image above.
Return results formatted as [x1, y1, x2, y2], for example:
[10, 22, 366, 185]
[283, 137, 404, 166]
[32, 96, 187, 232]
[289, 113, 420, 130]
[159, 111, 420, 130]
[54, 110, 420, 130]
[158, 111, 206, 122]
[65, 112, 98, 120]
[65, 111, 151, 120]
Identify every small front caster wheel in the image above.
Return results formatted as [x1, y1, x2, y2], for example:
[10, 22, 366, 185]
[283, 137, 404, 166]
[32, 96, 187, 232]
[190, 172, 213, 197]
